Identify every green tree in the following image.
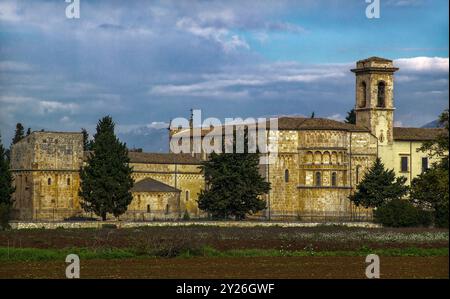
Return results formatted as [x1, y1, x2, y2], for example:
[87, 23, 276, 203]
[26, 128, 31, 136]
[79, 116, 134, 220]
[411, 109, 449, 227]
[198, 129, 270, 220]
[0, 134, 15, 229]
[81, 128, 94, 151]
[418, 109, 449, 166]
[310, 112, 315, 118]
[345, 109, 356, 124]
[12, 123, 25, 144]
[411, 166, 449, 227]
[349, 158, 408, 208]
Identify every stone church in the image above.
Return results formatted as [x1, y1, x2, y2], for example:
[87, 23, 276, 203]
[10, 57, 443, 221]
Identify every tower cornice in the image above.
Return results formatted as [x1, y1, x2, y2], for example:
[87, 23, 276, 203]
[350, 67, 399, 74]
[355, 107, 396, 111]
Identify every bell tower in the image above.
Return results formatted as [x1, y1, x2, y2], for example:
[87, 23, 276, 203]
[351, 57, 399, 145]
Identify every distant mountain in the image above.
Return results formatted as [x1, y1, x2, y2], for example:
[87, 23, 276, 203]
[118, 125, 169, 153]
[421, 119, 443, 128]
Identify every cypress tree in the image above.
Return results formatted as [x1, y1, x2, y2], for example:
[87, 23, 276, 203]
[81, 128, 94, 151]
[79, 116, 134, 220]
[345, 109, 356, 124]
[12, 123, 25, 144]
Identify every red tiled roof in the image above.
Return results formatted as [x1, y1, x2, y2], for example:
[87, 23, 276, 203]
[131, 178, 180, 193]
[393, 127, 447, 141]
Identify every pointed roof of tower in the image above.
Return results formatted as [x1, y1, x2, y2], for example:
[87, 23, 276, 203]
[351, 56, 399, 73]
[357, 56, 393, 63]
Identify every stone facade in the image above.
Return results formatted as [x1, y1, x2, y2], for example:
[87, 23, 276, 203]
[127, 157, 205, 220]
[262, 127, 378, 221]
[10, 132, 84, 220]
[10, 57, 444, 222]
[10, 138, 204, 221]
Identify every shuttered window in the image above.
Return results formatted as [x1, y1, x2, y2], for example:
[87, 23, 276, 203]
[421, 157, 428, 173]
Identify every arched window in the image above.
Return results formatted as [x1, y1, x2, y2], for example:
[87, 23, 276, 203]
[323, 151, 330, 164]
[314, 151, 322, 164]
[47, 178, 51, 185]
[315, 172, 321, 187]
[360, 81, 367, 108]
[67, 177, 70, 186]
[165, 204, 170, 214]
[331, 152, 337, 164]
[331, 172, 337, 187]
[305, 151, 313, 164]
[284, 169, 289, 183]
[377, 81, 386, 107]
[147, 204, 150, 213]
[186, 190, 190, 201]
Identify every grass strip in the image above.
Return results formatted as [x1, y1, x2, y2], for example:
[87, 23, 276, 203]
[190, 246, 449, 258]
[0, 246, 448, 262]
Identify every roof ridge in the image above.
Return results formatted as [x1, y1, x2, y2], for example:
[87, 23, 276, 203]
[394, 126, 443, 129]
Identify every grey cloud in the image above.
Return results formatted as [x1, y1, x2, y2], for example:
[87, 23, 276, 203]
[0, 61, 33, 72]
[264, 22, 307, 34]
[98, 23, 126, 31]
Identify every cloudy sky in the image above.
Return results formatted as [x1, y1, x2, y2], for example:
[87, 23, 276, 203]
[0, 0, 448, 144]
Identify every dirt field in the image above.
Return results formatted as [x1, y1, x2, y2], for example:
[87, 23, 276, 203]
[1, 256, 448, 279]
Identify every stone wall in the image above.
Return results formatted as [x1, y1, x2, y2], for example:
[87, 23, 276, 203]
[265, 129, 375, 221]
[130, 162, 205, 218]
[10, 132, 84, 221]
[126, 191, 181, 221]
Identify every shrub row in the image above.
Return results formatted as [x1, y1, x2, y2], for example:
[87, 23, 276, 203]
[374, 199, 433, 227]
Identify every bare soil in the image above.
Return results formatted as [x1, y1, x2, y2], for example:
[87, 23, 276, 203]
[0, 256, 448, 279]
